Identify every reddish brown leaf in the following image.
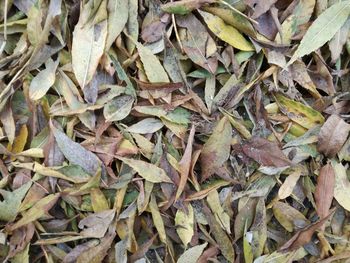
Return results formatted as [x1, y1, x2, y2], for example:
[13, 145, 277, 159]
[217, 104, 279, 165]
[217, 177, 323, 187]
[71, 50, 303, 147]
[241, 137, 292, 167]
[279, 209, 335, 251]
[317, 114, 350, 157]
[315, 163, 335, 219]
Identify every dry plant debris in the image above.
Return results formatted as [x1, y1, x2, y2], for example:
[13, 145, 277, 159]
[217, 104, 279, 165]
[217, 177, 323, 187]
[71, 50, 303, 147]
[0, 0, 350, 262]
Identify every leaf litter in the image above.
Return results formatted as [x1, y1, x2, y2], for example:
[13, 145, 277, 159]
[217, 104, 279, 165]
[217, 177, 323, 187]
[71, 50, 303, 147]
[0, 0, 349, 262]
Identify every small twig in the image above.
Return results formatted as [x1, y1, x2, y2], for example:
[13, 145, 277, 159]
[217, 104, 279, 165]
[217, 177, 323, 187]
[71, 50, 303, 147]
[170, 0, 184, 53]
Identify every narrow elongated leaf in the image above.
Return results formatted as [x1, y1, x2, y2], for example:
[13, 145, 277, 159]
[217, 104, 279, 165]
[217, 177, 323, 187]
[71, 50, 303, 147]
[177, 243, 208, 263]
[106, 0, 128, 50]
[315, 163, 335, 219]
[0, 182, 32, 221]
[72, 0, 107, 88]
[118, 157, 172, 183]
[50, 121, 101, 176]
[10, 193, 60, 231]
[29, 58, 59, 100]
[200, 117, 232, 181]
[175, 203, 194, 247]
[275, 94, 325, 129]
[333, 161, 350, 211]
[200, 11, 254, 51]
[135, 41, 169, 83]
[288, 1, 350, 65]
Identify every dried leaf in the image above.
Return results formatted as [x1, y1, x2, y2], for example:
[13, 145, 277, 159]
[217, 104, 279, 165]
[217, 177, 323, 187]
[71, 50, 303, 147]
[50, 121, 101, 176]
[117, 157, 172, 183]
[175, 203, 194, 247]
[79, 209, 115, 238]
[200, 117, 232, 181]
[200, 11, 254, 51]
[242, 137, 291, 167]
[317, 114, 350, 157]
[315, 163, 335, 218]
[29, 58, 59, 100]
[0, 182, 32, 221]
[177, 243, 208, 263]
[72, 0, 107, 88]
[136, 41, 169, 83]
[106, 0, 128, 50]
[333, 161, 350, 211]
[10, 193, 60, 231]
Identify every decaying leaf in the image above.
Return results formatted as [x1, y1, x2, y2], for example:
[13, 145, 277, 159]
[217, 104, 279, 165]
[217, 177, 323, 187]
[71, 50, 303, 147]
[117, 157, 172, 183]
[72, 0, 107, 88]
[333, 161, 350, 212]
[200, 117, 232, 181]
[175, 203, 194, 247]
[317, 114, 350, 157]
[1, 0, 350, 261]
[242, 137, 291, 167]
[315, 163, 335, 219]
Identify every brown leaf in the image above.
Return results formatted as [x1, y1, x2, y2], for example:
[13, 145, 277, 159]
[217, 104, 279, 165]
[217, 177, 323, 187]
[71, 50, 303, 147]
[315, 163, 335, 219]
[200, 117, 232, 181]
[241, 137, 292, 167]
[317, 114, 350, 157]
[279, 209, 335, 251]
[246, 0, 278, 19]
[176, 125, 195, 200]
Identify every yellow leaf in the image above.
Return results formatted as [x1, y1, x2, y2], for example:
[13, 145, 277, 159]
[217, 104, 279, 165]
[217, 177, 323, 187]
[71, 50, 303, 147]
[275, 94, 324, 129]
[91, 188, 109, 212]
[9, 125, 28, 160]
[200, 11, 254, 51]
[149, 194, 167, 244]
[117, 157, 172, 183]
[175, 203, 194, 247]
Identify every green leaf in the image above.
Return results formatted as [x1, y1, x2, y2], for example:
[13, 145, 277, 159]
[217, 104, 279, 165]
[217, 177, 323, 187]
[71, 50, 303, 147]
[0, 181, 32, 221]
[288, 1, 350, 66]
[10, 193, 60, 231]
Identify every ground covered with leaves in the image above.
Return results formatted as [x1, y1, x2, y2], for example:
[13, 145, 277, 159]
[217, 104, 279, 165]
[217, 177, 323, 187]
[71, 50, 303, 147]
[0, 0, 350, 262]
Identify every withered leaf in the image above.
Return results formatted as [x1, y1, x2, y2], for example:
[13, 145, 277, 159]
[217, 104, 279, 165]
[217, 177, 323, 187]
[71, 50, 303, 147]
[50, 121, 101, 176]
[242, 137, 291, 167]
[315, 163, 335, 219]
[317, 114, 350, 157]
[200, 117, 232, 181]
